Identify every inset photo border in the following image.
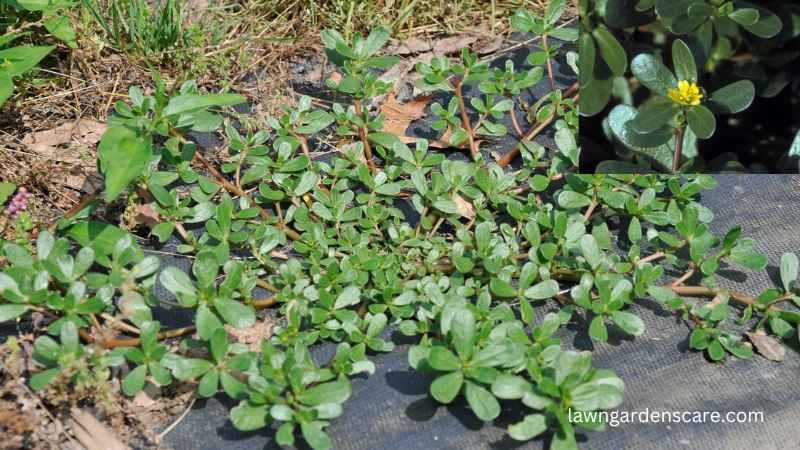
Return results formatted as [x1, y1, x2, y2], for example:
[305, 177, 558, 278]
[578, 0, 800, 173]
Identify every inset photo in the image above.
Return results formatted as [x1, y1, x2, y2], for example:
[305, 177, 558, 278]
[579, 0, 800, 173]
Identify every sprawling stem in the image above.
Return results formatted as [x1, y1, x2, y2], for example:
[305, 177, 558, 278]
[672, 124, 686, 173]
[508, 97, 525, 138]
[101, 313, 140, 335]
[353, 99, 377, 172]
[454, 77, 479, 160]
[637, 251, 666, 266]
[499, 116, 553, 167]
[291, 131, 312, 157]
[668, 286, 758, 308]
[542, 34, 556, 91]
[173, 221, 191, 242]
[499, 83, 579, 168]
[256, 278, 280, 293]
[52, 192, 99, 231]
[670, 264, 695, 287]
[583, 199, 599, 221]
[80, 296, 277, 348]
[79, 325, 198, 349]
[664, 285, 792, 317]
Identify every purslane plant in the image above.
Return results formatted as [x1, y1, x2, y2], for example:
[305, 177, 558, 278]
[2, 8, 800, 450]
[627, 39, 755, 171]
[229, 342, 354, 448]
[580, 0, 800, 172]
[321, 26, 400, 171]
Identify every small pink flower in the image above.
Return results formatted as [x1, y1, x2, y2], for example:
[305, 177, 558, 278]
[5, 187, 31, 218]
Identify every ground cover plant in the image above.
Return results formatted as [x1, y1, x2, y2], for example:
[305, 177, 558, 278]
[579, 0, 800, 173]
[1, 1, 799, 450]
[0, 0, 563, 217]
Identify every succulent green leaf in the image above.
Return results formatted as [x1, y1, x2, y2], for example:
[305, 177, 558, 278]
[98, 125, 152, 202]
[631, 97, 680, 134]
[464, 381, 500, 421]
[430, 370, 463, 404]
[508, 414, 547, 441]
[686, 105, 716, 139]
[631, 53, 677, 96]
[780, 253, 799, 292]
[671, 39, 696, 82]
[708, 80, 755, 115]
[592, 26, 627, 77]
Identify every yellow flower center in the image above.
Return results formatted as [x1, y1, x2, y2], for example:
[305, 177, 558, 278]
[668, 80, 703, 106]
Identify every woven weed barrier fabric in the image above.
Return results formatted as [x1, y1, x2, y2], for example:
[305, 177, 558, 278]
[162, 175, 800, 450]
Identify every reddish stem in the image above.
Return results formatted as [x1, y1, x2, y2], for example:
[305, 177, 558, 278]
[638, 252, 666, 266]
[292, 131, 312, 158]
[193, 151, 302, 241]
[79, 296, 277, 349]
[668, 286, 757, 308]
[672, 125, 686, 173]
[670, 264, 695, 287]
[454, 78, 479, 160]
[498, 83, 579, 168]
[508, 99, 525, 138]
[583, 199, 598, 221]
[353, 99, 377, 172]
[542, 34, 556, 91]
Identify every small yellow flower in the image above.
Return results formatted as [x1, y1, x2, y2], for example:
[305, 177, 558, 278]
[667, 80, 703, 106]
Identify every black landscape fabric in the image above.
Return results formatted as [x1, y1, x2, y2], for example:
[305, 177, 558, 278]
[162, 174, 800, 450]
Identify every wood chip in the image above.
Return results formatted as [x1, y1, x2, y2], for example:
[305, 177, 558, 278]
[453, 194, 475, 219]
[386, 34, 478, 57]
[64, 174, 87, 191]
[385, 37, 433, 55]
[475, 36, 505, 55]
[432, 35, 478, 55]
[131, 390, 157, 411]
[133, 202, 161, 228]
[69, 408, 129, 450]
[22, 119, 106, 159]
[225, 319, 274, 352]
[745, 330, 785, 361]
